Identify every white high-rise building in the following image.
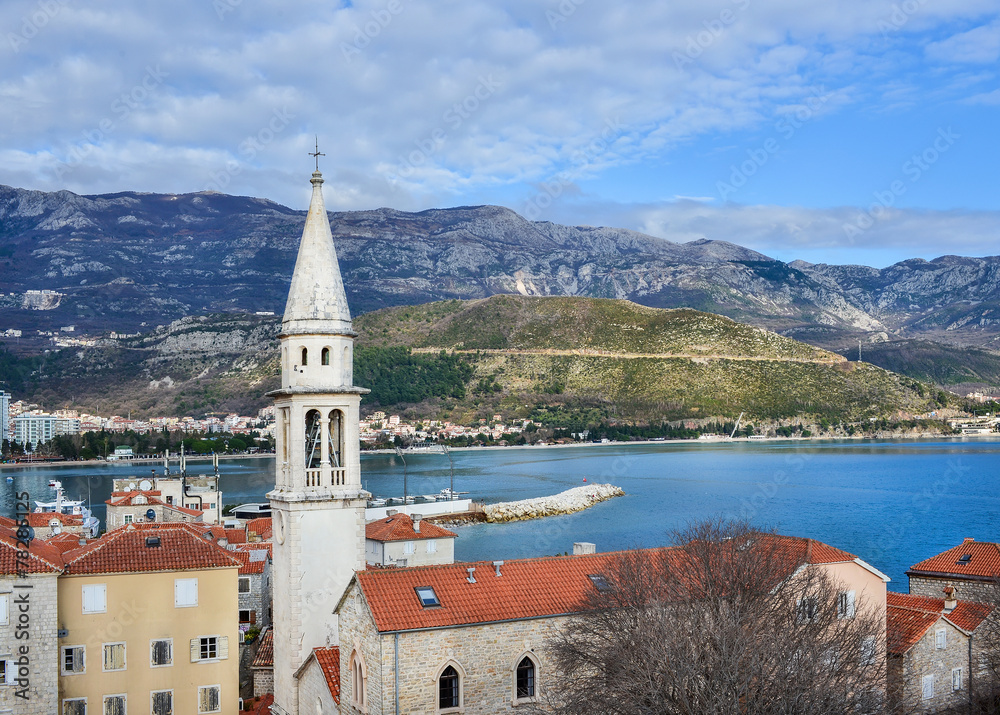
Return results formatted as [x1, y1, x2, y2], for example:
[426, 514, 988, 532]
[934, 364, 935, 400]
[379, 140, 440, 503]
[267, 167, 369, 715]
[0, 390, 9, 442]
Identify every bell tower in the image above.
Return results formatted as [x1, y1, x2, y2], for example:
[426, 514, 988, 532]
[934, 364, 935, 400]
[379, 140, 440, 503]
[267, 164, 369, 715]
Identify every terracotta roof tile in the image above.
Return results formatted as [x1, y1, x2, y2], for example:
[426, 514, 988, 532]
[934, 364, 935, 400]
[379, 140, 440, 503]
[0, 516, 19, 528]
[886, 592, 994, 654]
[107, 492, 204, 518]
[909, 539, 1000, 580]
[0, 530, 64, 574]
[224, 528, 247, 544]
[355, 534, 856, 633]
[231, 547, 270, 575]
[248, 694, 274, 715]
[313, 647, 341, 704]
[246, 517, 272, 540]
[232, 542, 273, 559]
[365, 513, 458, 542]
[44, 531, 92, 554]
[62, 522, 240, 575]
[251, 629, 273, 668]
[27, 511, 83, 527]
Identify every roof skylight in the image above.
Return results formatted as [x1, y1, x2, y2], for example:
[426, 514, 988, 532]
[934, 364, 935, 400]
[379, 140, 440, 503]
[588, 574, 612, 592]
[415, 586, 441, 608]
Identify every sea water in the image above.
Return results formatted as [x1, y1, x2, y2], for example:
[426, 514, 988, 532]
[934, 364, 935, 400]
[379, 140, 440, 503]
[3, 438, 997, 590]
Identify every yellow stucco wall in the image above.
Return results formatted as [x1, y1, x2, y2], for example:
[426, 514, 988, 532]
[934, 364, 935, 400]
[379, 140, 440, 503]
[57, 566, 239, 714]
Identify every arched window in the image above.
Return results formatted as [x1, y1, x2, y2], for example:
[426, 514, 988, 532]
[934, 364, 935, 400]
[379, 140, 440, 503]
[328, 409, 344, 468]
[321, 347, 330, 365]
[301, 347, 308, 366]
[515, 655, 537, 700]
[439, 665, 461, 710]
[350, 649, 367, 710]
[305, 410, 322, 469]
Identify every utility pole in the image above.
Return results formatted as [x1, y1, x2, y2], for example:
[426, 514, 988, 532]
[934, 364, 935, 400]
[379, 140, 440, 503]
[858, 340, 862, 363]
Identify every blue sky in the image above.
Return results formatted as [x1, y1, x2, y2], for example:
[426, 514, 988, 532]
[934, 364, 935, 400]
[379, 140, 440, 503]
[1, 0, 998, 267]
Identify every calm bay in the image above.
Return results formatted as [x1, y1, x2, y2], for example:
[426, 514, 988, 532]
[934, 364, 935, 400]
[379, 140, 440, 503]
[3, 438, 998, 591]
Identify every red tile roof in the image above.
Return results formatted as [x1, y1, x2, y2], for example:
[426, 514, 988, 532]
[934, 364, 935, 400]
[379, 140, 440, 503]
[354, 535, 859, 633]
[247, 694, 274, 715]
[246, 517, 272, 541]
[231, 547, 270, 575]
[909, 539, 1000, 580]
[107, 492, 204, 518]
[365, 513, 458, 542]
[313, 647, 341, 704]
[27, 511, 83, 527]
[0, 530, 64, 574]
[45, 532, 92, 554]
[62, 522, 240, 575]
[0, 516, 19, 528]
[232, 542, 273, 559]
[886, 591, 994, 654]
[251, 629, 273, 669]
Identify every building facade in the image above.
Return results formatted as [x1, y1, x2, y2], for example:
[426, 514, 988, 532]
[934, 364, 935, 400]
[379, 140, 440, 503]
[57, 522, 240, 715]
[908, 538, 1000, 604]
[0, 390, 10, 442]
[887, 590, 994, 713]
[365, 512, 457, 567]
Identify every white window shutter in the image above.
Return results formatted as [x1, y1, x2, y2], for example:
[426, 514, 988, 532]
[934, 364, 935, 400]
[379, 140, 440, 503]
[0, 594, 8, 625]
[190, 638, 200, 662]
[936, 629, 947, 649]
[846, 591, 856, 618]
[218, 636, 229, 660]
[922, 674, 935, 699]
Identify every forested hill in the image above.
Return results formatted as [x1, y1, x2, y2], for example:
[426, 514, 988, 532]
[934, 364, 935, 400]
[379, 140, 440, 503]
[2, 296, 948, 427]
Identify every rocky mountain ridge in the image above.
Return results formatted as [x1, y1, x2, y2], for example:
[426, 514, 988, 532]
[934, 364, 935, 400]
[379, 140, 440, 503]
[1, 184, 998, 352]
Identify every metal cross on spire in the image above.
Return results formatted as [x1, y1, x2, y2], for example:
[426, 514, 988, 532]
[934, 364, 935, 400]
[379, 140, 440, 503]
[309, 136, 326, 172]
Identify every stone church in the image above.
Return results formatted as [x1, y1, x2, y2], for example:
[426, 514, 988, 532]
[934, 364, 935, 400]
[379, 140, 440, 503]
[266, 167, 889, 715]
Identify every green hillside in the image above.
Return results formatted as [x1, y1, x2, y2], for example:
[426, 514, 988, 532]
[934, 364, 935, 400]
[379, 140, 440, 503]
[841, 339, 1000, 389]
[1, 296, 946, 426]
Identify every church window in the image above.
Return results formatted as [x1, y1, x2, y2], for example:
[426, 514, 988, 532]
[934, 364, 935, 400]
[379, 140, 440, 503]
[350, 650, 367, 710]
[515, 655, 537, 700]
[322, 347, 330, 365]
[301, 347, 308, 366]
[415, 586, 441, 608]
[438, 665, 460, 710]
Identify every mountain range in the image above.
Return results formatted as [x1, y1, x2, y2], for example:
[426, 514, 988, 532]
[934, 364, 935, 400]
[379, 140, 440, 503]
[1, 184, 998, 399]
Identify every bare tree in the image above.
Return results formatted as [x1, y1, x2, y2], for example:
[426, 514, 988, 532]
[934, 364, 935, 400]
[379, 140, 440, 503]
[538, 519, 892, 715]
[970, 579, 1000, 714]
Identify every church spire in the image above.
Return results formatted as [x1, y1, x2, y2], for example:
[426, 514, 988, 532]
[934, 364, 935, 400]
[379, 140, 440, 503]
[282, 166, 352, 336]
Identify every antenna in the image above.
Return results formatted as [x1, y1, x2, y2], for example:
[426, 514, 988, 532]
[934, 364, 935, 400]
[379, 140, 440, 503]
[309, 136, 326, 172]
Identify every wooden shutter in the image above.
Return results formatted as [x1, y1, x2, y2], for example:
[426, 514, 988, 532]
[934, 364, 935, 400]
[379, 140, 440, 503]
[250, 610, 256, 624]
[190, 638, 200, 662]
[218, 636, 229, 660]
[922, 674, 935, 699]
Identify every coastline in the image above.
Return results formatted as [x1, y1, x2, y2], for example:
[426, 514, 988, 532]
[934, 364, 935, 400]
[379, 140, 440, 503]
[3, 432, 994, 470]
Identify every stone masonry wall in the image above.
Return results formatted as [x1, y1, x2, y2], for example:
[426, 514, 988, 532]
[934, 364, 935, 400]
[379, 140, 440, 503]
[909, 576, 996, 604]
[0, 574, 59, 715]
[339, 580, 567, 715]
[896, 618, 971, 714]
[297, 657, 338, 713]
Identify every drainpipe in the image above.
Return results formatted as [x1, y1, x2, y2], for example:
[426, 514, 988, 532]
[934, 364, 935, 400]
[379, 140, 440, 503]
[395, 633, 400, 715]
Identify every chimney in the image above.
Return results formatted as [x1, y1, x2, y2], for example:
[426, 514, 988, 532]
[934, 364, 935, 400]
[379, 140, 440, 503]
[386, 509, 398, 517]
[493, 560, 504, 577]
[413, 514, 422, 533]
[466, 567, 477, 583]
[943, 584, 958, 613]
[573, 542, 596, 555]
[964, 537, 975, 543]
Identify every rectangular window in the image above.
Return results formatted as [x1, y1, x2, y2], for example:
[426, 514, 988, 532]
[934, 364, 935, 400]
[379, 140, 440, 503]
[238, 577, 251, 593]
[837, 590, 856, 619]
[0, 659, 7, 685]
[922, 674, 935, 699]
[82, 583, 107, 614]
[151, 690, 172, 715]
[953, 668, 963, 691]
[936, 629, 947, 649]
[403, 541, 415, 555]
[860, 636, 877, 666]
[198, 685, 221, 713]
[63, 699, 87, 715]
[123, 514, 133, 524]
[103, 694, 126, 715]
[191, 636, 228, 662]
[103, 642, 126, 671]
[426, 539, 438, 554]
[174, 578, 198, 608]
[62, 645, 86, 675]
[415, 586, 441, 607]
[797, 596, 818, 623]
[151, 639, 173, 667]
[239, 610, 256, 624]
[0, 593, 8, 625]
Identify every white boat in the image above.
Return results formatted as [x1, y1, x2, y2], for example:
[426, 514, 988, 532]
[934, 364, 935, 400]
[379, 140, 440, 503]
[367, 497, 388, 508]
[33, 481, 100, 537]
[439, 487, 470, 500]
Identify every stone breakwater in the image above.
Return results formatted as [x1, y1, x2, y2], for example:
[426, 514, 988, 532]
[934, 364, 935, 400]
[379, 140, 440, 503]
[484, 484, 625, 523]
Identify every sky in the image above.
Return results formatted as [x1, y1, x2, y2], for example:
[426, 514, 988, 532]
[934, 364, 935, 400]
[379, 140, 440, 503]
[1, 0, 998, 268]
